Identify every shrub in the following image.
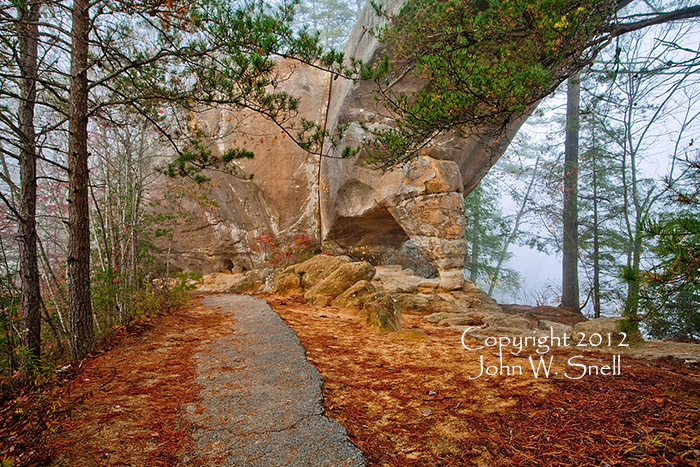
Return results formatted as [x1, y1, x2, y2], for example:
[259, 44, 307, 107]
[251, 233, 316, 267]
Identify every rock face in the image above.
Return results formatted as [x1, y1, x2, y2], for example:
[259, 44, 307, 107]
[153, 59, 329, 274]
[161, 0, 530, 280]
[322, 156, 468, 289]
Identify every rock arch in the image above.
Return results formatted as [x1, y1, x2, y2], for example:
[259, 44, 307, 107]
[161, 0, 532, 282]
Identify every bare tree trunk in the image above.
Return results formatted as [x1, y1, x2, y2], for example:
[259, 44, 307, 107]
[562, 72, 580, 313]
[38, 235, 69, 333]
[0, 230, 18, 375]
[68, 0, 94, 359]
[592, 156, 601, 318]
[17, 0, 42, 366]
[40, 299, 67, 355]
[487, 153, 541, 298]
[625, 231, 642, 315]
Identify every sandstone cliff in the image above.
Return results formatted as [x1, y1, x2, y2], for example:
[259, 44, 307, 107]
[160, 0, 532, 284]
[155, 60, 328, 273]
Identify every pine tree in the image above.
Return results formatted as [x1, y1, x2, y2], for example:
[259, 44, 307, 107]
[576, 112, 628, 317]
[562, 72, 581, 313]
[16, 0, 42, 367]
[640, 153, 700, 339]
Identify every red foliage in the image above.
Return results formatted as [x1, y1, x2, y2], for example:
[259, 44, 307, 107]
[251, 233, 314, 267]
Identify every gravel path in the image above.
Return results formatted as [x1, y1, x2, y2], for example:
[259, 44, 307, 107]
[180, 294, 365, 467]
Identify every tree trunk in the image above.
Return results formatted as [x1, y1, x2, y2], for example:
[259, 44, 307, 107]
[17, 0, 42, 366]
[68, 0, 94, 359]
[592, 156, 601, 318]
[562, 72, 580, 313]
[624, 229, 642, 316]
[487, 153, 541, 298]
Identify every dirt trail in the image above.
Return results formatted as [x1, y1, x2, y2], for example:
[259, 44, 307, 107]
[41, 295, 363, 467]
[29, 293, 700, 467]
[183, 294, 363, 466]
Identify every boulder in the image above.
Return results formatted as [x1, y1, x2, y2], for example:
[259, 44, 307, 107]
[294, 254, 351, 290]
[197, 269, 269, 293]
[372, 265, 443, 295]
[394, 293, 434, 313]
[331, 280, 377, 310]
[361, 293, 402, 331]
[572, 317, 644, 346]
[273, 272, 302, 295]
[304, 261, 376, 307]
[450, 289, 501, 314]
[482, 314, 535, 333]
[372, 265, 422, 294]
[500, 304, 586, 327]
[537, 319, 573, 336]
[328, 279, 402, 331]
[417, 279, 440, 293]
[399, 293, 463, 315]
[197, 273, 247, 293]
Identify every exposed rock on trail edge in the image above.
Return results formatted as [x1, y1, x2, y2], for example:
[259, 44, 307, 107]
[181, 294, 364, 466]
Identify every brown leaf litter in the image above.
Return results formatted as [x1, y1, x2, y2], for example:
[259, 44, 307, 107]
[1, 297, 234, 467]
[267, 295, 700, 467]
[3, 293, 698, 467]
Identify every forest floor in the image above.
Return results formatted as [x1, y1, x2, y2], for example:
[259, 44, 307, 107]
[0, 297, 226, 466]
[2, 292, 699, 467]
[269, 296, 700, 466]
